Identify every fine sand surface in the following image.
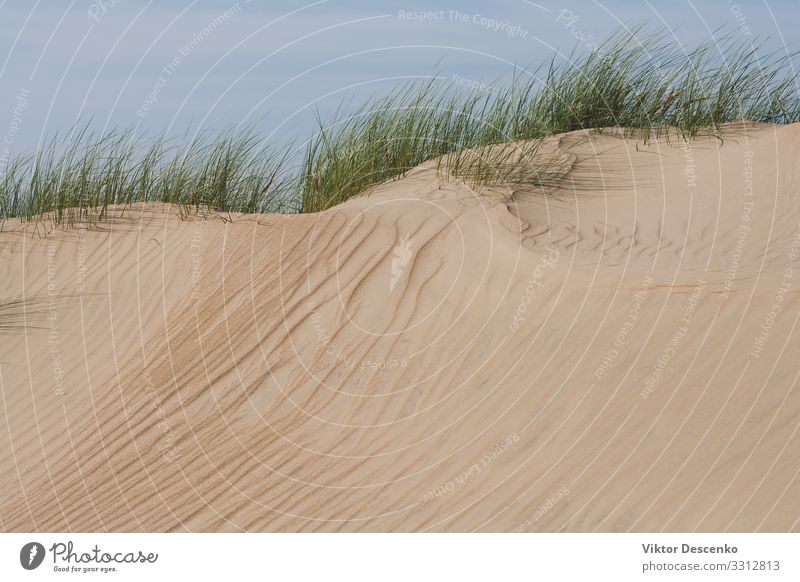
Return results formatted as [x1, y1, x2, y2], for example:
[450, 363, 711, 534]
[1, 122, 799, 532]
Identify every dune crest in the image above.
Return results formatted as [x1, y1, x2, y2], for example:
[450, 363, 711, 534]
[2, 123, 799, 532]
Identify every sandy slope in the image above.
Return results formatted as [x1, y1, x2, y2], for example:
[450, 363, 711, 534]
[1, 122, 799, 532]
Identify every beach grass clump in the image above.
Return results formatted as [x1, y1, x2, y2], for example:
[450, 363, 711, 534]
[528, 28, 799, 138]
[1, 26, 798, 221]
[299, 78, 577, 213]
[299, 28, 798, 211]
[0, 125, 296, 224]
[299, 81, 515, 212]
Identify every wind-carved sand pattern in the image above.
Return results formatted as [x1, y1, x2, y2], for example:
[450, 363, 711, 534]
[1, 123, 799, 532]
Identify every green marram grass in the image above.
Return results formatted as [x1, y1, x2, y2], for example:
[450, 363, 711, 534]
[0, 125, 297, 225]
[1, 27, 798, 222]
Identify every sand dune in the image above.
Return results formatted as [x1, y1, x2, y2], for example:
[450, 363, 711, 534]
[1, 122, 799, 532]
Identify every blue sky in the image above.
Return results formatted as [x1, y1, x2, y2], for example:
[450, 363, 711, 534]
[1, 0, 798, 155]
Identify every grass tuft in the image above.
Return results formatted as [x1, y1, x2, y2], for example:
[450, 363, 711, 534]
[300, 27, 799, 211]
[0, 125, 297, 224]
